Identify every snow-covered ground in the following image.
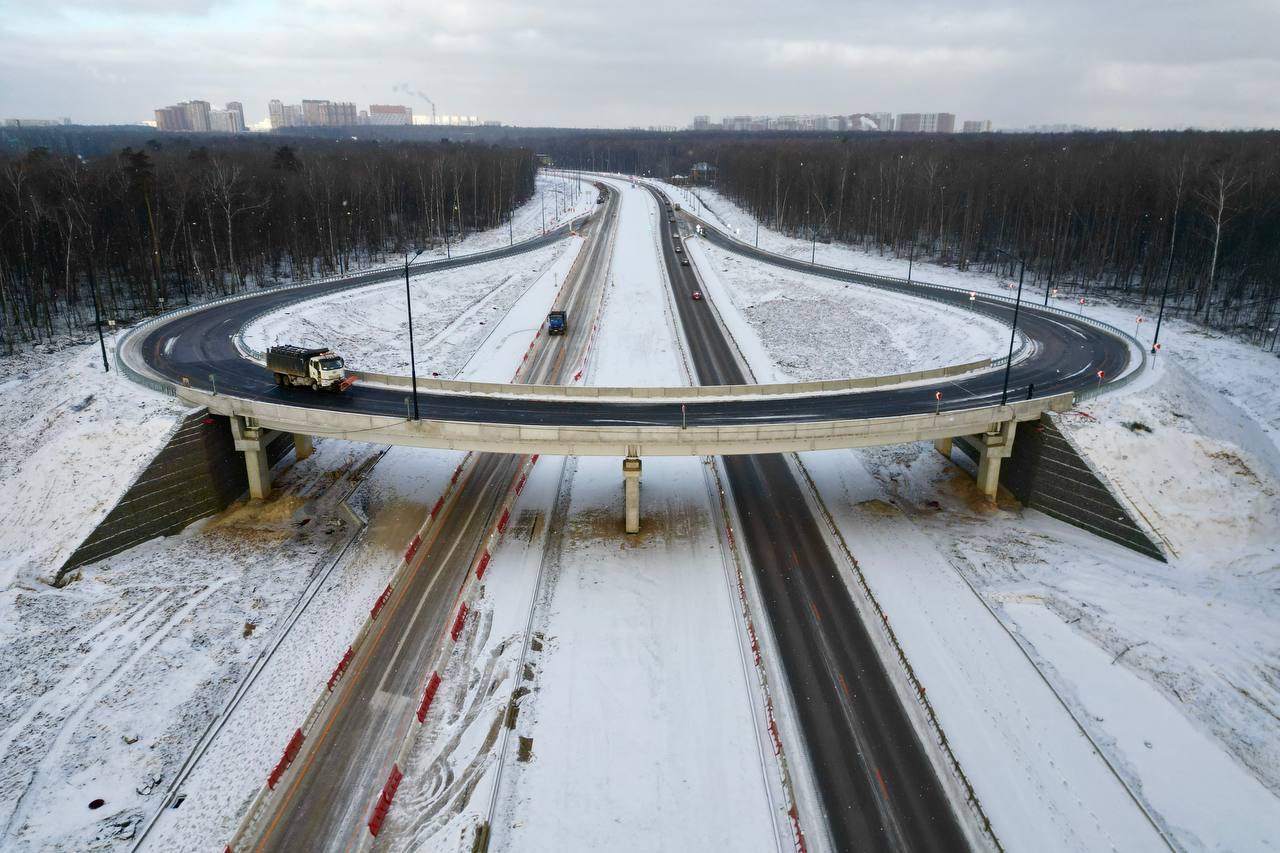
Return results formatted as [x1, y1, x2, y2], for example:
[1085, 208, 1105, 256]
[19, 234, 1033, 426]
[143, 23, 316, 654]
[0, 437, 379, 851]
[243, 240, 582, 378]
[0, 186, 593, 852]
[684, 235, 1009, 384]
[0, 343, 187, 588]
[668, 182, 1280, 850]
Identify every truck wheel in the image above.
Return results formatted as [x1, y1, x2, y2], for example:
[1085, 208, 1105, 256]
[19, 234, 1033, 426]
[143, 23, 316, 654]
[310, 379, 319, 391]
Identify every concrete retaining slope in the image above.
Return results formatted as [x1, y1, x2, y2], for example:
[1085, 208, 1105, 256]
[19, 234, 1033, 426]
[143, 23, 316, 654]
[56, 409, 294, 584]
[958, 414, 1165, 561]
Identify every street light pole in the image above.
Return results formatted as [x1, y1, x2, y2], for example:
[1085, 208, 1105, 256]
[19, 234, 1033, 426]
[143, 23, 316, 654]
[404, 248, 425, 420]
[86, 264, 109, 372]
[994, 248, 1026, 406]
[907, 237, 915, 286]
[1151, 240, 1175, 355]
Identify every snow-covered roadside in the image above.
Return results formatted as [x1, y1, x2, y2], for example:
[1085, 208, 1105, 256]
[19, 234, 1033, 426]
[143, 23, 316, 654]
[673, 186, 1280, 848]
[243, 240, 580, 378]
[0, 438, 378, 851]
[404, 176, 781, 852]
[0, 343, 187, 587]
[683, 237, 1009, 384]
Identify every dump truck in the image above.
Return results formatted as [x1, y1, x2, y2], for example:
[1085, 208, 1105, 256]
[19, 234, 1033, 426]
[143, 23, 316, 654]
[266, 345, 347, 391]
[547, 310, 567, 336]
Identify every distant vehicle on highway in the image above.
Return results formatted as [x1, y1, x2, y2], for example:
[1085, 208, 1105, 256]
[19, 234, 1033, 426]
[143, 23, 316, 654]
[668, 216, 675, 222]
[691, 290, 702, 300]
[674, 203, 681, 211]
[680, 257, 690, 266]
[695, 224, 705, 236]
[267, 345, 346, 392]
[674, 243, 683, 253]
[547, 310, 567, 335]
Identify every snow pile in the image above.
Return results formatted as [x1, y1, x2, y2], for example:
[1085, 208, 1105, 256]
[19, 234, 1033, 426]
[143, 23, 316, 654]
[0, 342, 185, 588]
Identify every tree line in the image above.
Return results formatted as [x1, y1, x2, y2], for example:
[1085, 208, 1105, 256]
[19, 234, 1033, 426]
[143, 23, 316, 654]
[0, 137, 538, 351]
[543, 130, 1280, 347]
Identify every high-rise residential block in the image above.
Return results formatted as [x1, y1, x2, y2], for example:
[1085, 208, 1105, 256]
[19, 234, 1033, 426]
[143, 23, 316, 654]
[368, 104, 412, 125]
[963, 119, 993, 133]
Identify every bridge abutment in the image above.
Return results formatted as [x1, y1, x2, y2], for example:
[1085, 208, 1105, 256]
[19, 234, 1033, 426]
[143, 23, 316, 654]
[623, 451, 642, 534]
[293, 433, 314, 461]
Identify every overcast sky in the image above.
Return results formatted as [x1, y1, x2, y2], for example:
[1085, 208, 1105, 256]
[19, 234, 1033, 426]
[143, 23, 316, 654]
[1, 0, 1277, 130]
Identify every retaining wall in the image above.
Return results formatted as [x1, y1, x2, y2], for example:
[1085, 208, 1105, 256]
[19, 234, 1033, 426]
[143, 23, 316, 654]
[57, 409, 294, 583]
[957, 414, 1165, 561]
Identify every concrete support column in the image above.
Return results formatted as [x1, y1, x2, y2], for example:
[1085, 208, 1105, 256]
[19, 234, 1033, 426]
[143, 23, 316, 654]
[622, 451, 642, 534]
[231, 416, 272, 501]
[293, 433, 314, 461]
[975, 420, 1017, 501]
[933, 436, 952, 458]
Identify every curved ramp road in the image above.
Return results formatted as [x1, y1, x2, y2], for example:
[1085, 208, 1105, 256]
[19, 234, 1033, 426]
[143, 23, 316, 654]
[129, 260, 1130, 435]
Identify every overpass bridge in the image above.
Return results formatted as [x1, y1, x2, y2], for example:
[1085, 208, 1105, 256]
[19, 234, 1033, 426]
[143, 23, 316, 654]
[117, 191, 1141, 532]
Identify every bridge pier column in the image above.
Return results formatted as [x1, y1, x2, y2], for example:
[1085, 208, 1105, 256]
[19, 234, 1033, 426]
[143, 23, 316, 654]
[933, 436, 953, 458]
[975, 420, 1017, 501]
[623, 450, 642, 534]
[293, 433, 314, 461]
[231, 416, 272, 500]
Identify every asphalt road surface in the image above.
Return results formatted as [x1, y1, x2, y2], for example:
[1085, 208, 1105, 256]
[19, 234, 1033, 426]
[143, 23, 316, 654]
[248, 185, 619, 852]
[132, 213, 1130, 432]
[648, 184, 971, 852]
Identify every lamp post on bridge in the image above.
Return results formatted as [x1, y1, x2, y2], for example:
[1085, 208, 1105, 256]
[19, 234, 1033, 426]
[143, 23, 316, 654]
[993, 247, 1027, 407]
[404, 247, 425, 420]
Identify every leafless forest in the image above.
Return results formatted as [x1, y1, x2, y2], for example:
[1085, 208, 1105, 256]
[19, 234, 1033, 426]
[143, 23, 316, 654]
[0, 138, 537, 350]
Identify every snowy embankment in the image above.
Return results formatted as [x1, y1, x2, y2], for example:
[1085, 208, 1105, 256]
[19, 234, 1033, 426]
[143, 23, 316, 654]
[674, 183, 1280, 850]
[0, 344, 187, 588]
[0, 439, 379, 851]
[0, 187, 590, 852]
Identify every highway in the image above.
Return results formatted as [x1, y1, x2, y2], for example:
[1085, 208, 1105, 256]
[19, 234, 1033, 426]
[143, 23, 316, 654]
[245, 184, 619, 852]
[648, 185, 970, 851]
[120, 174, 1139, 851]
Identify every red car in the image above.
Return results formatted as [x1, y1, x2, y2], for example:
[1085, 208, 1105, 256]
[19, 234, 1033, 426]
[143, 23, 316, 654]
[691, 291, 703, 301]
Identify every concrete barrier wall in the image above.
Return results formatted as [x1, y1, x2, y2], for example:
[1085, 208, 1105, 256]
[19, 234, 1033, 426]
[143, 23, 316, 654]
[56, 410, 294, 583]
[352, 357, 994, 400]
[957, 414, 1164, 561]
